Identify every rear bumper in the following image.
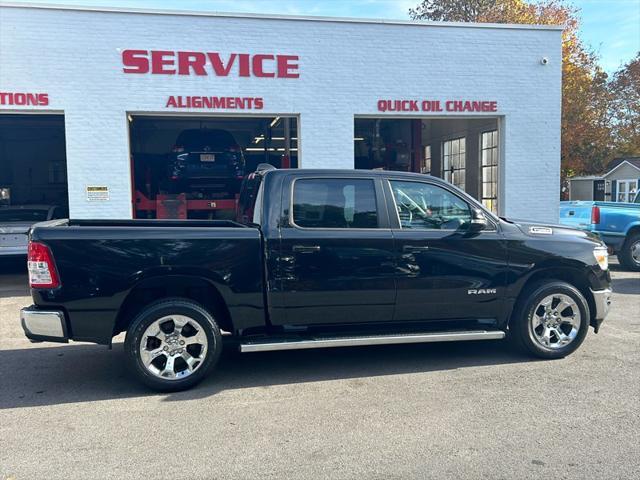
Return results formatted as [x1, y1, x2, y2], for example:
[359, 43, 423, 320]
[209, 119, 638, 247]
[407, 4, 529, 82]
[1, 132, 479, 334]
[0, 245, 27, 256]
[20, 306, 68, 343]
[0, 232, 28, 255]
[590, 288, 612, 332]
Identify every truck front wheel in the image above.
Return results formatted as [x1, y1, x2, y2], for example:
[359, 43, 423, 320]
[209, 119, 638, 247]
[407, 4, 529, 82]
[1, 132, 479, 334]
[124, 298, 222, 392]
[510, 281, 590, 359]
[618, 233, 640, 272]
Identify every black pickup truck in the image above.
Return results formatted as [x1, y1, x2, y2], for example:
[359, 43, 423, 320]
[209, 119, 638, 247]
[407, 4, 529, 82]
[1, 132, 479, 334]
[21, 167, 612, 391]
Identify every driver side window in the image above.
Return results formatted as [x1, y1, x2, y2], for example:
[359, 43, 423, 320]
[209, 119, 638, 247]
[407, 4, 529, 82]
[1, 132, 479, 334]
[389, 180, 471, 230]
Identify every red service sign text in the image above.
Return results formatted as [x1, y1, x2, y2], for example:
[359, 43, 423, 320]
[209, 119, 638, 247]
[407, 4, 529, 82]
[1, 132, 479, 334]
[166, 96, 264, 110]
[377, 99, 497, 113]
[123, 50, 299, 78]
[0, 92, 49, 107]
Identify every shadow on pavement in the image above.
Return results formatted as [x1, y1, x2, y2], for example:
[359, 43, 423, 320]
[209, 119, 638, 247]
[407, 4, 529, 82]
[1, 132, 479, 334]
[0, 258, 28, 298]
[0, 339, 535, 409]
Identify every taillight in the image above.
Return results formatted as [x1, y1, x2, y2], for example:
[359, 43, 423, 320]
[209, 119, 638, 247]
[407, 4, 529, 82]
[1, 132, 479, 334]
[172, 145, 184, 153]
[591, 205, 601, 225]
[28, 241, 60, 288]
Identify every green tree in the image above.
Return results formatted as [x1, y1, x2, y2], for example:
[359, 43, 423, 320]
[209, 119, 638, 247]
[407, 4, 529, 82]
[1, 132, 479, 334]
[409, 0, 498, 21]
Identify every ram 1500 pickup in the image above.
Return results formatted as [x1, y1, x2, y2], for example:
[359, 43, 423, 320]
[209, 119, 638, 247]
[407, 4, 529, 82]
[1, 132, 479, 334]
[560, 193, 640, 271]
[21, 166, 612, 391]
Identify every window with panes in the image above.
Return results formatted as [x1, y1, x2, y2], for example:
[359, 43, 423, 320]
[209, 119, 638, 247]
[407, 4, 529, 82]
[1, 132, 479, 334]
[443, 137, 465, 190]
[421, 145, 431, 174]
[481, 130, 498, 213]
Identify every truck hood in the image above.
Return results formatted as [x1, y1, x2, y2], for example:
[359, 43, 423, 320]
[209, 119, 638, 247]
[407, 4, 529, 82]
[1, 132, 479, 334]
[0, 222, 33, 234]
[505, 218, 603, 244]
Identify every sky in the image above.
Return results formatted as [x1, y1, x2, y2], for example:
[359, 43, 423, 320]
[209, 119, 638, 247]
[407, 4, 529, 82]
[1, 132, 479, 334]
[9, 0, 640, 73]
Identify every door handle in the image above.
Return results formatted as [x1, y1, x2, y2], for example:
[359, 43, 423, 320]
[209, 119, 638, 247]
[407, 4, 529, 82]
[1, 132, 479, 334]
[403, 245, 430, 253]
[292, 245, 321, 253]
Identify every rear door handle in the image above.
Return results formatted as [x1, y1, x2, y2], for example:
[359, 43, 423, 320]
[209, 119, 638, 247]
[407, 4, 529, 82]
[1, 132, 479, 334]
[403, 245, 430, 253]
[292, 245, 321, 253]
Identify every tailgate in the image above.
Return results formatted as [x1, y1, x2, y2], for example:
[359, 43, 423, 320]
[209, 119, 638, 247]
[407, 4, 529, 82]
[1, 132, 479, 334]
[559, 203, 592, 230]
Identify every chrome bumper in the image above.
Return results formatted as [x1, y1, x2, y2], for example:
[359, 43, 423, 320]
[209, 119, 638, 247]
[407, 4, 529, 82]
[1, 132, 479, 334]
[0, 245, 28, 256]
[20, 307, 68, 342]
[590, 288, 612, 321]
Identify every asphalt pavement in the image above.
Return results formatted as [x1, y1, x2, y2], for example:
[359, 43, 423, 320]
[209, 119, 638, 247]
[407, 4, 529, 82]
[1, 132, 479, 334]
[0, 259, 638, 479]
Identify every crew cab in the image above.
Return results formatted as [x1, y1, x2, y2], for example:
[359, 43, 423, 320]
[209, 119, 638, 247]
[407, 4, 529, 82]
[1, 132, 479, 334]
[560, 193, 640, 271]
[21, 167, 612, 391]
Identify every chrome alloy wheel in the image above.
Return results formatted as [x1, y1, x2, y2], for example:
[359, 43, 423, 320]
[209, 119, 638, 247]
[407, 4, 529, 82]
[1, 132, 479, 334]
[139, 315, 208, 380]
[530, 294, 582, 350]
[631, 240, 640, 266]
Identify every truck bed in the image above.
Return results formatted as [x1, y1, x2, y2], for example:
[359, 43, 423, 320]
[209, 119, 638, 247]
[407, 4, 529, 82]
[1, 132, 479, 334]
[560, 200, 640, 258]
[560, 201, 640, 240]
[29, 218, 265, 343]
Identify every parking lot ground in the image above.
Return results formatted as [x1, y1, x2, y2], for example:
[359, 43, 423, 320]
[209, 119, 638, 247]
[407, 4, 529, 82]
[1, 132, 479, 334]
[0, 260, 639, 479]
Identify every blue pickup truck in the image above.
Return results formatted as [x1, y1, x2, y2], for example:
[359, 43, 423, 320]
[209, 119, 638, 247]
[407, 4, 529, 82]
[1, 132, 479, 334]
[560, 192, 640, 271]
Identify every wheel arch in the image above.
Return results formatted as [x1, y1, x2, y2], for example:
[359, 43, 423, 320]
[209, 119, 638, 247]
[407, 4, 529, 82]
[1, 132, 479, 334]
[509, 266, 595, 327]
[113, 274, 234, 337]
[624, 222, 640, 238]
[619, 225, 640, 270]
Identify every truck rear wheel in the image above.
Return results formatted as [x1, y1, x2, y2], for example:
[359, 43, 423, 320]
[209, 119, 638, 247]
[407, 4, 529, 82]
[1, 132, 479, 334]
[510, 281, 589, 359]
[618, 233, 640, 272]
[124, 298, 222, 392]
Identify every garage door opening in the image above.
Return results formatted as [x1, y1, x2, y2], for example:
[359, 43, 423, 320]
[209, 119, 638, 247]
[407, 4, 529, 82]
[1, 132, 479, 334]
[0, 114, 68, 254]
[354, 118, 499, 213]
[129, 115, 298, 219]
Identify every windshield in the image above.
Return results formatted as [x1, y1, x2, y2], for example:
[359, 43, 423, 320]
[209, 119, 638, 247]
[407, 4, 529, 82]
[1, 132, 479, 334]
[0, 209, 49, 222]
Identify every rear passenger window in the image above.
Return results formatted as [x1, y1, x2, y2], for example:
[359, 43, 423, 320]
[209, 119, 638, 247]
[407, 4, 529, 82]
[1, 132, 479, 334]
[292, 178, 378, 228]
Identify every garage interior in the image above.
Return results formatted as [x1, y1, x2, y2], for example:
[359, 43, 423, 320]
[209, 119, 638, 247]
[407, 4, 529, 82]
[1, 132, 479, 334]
[0, 114, 499, 222]
[129, 115, 298, 219]
[354, 118, 499, 213]
[0, 114, 68, 213]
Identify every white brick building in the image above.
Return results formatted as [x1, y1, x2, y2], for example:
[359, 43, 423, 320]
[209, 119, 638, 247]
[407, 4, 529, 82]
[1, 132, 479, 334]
[0, 2, 562, 222]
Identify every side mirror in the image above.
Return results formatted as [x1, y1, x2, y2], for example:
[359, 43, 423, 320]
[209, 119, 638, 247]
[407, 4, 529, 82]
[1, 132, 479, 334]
[467, 208, 488, 233]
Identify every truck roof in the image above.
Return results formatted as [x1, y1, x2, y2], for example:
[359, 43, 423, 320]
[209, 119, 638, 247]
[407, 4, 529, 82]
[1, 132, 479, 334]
[263, 168, 441, 181]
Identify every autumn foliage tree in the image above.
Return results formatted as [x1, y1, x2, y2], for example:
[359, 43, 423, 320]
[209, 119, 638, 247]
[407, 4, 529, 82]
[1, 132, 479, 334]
[409, 0, 633, 179]
[609, 54, 640, 158]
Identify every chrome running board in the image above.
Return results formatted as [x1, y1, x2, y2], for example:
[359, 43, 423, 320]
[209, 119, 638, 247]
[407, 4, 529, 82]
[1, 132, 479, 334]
[239, 330, 505, 353]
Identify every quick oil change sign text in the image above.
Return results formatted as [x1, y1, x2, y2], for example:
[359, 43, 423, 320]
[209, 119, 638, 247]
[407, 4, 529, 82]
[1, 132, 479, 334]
[122, 50, 299, 78]
[378, 99, 498, 113]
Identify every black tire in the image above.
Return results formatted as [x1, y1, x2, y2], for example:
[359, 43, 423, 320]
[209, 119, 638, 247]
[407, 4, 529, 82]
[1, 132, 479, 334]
[510, 280, 590, 359]
[124, 298, 222, 392]
[618, 232, 640, 272]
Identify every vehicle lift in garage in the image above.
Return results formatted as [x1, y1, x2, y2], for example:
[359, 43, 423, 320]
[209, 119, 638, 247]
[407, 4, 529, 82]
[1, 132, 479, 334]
[134, 154, 291, 220]
[130, 116, 294, 220]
